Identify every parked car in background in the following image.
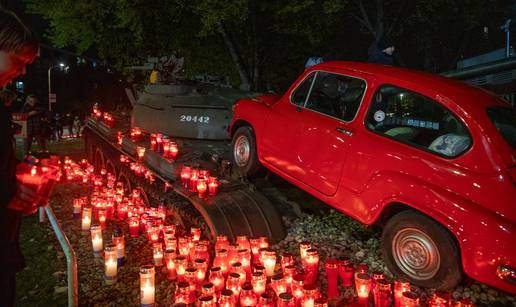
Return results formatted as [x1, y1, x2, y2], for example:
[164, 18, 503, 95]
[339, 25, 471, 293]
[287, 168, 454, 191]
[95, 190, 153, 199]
[229, 62, 516, 293]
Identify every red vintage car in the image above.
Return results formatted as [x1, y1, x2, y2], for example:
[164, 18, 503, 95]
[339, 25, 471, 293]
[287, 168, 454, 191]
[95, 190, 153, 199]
[229, 62, 516, 293]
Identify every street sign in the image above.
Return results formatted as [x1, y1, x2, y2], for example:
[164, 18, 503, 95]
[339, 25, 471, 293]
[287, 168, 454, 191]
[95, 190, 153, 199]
[49, 93, 56, 103]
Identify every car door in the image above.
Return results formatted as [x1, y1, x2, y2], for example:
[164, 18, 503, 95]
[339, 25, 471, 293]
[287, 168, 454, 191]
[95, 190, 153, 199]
[293, 70, 368, 196]
[261, 72, 316, 176]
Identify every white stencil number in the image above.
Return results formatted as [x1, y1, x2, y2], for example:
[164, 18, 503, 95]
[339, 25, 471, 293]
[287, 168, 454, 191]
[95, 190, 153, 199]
[180, 115, 210, 124]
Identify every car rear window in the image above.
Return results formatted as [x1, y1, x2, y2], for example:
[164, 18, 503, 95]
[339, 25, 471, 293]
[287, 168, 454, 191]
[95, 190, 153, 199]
[487, 107, 516, 149]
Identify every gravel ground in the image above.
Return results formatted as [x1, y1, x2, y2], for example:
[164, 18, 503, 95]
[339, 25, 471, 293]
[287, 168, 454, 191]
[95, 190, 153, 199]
[22, 179, 516, 306]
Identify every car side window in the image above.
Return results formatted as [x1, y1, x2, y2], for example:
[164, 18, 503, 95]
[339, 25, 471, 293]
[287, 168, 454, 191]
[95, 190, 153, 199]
[305, 72, 366, 121]
[365, 85, 471, 157]
[291, 72, 316, 106]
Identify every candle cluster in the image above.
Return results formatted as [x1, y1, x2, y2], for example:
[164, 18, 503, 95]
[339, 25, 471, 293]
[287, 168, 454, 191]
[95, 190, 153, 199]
[180, 165, 219, 198]
[66, 154, 475, 307]
[102, 112, 115, 127]
[149, 133, 179, 160]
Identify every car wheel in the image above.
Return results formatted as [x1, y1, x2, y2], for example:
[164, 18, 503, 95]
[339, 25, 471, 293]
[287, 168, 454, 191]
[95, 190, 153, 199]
[381, 210, 463, 289]
[231, 126, 260, 177]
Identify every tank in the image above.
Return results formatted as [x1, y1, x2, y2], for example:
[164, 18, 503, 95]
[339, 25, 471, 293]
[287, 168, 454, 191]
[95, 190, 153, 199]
[131, 83, 257, 140]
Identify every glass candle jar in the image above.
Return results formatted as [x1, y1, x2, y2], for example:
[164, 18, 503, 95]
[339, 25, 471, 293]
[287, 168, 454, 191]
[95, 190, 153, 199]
[165, 249, 176, 280]
[226, 272, 243, 297]
[251, 272, 267, 296]
[208, 177, 219, 196]
[129, 217, 140, 237]
[394, 279, 411, 307]
[239, 283, 258, 307]
[271, 273, 288, 297]
[218, 289, 236, 307]
[201, 282, 215, 296]
[153, 243, 163, 267]
[400, 291, 420, 307]
[277, 293, 295, 307]
[140, 265, 155, 307]
[112, 231, 125, 266]
[338, 257, 354, 287]
[355, 273, 372, 303]
[260, 249, 276, 277]
[104, 243, 118, 284]
[301, 284, 320, 307]
[215, 235, 229, 251]
[208, 267, 225, 292]
[194, 258, 208, 284]
[325, 259, 339, 299]
[90, 224, 103, 255]
[299, 241, 311, 263]
[303, 249, 319, 285]
[175, 255, 188, 281]
[81, 207, 92, 232]
[213, 249, 229, 275]
[280, 253, 295, 271]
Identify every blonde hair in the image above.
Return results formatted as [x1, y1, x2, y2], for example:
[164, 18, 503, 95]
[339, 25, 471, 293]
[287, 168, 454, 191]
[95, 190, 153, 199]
[0, 8, 39, 55]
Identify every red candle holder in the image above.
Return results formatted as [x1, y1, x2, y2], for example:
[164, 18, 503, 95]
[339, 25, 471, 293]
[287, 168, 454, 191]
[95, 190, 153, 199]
[197, 177, 207, 198]
[301, 284, 321, 307]
[303, 249, 319, 285]
[394, 279, 411, 307]
[239, 283, 258, 307]
[218, 289, 236, 307]
[194, 258, 208, 285]
[130, 127, 142, 142]
[165, 249, 176, 280]
[271, 273, 288, 297]
[169, 141, 179, 160]
[325, 259, 340, 299]
[129, 217, 140, 237]
[180, 165, 191, 188]
[213, 249, 229, 275]
[251, 271, 267, 296]
[117, 131, 123, 145]
[374, 279, 392, 307]
[277, 293, 295, 307]
[208, 267, 225, 292]
[334, 258, 352, 287]
[201, 282, 215, 297]
[292, 274, 306, 303]
[355, 273, 372, 304]
[226, 272, 243, 297]
[280, 253, 295, 271]
[175, 256, 188, 282]
[175, 281, 194, 305]
[150, 134, 157, 151]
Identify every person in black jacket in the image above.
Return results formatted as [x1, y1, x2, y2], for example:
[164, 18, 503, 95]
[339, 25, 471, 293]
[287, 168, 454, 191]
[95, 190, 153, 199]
[0, 8, 40, 307]
[367, 37, 395, 65]
[21, 94, 48, 154]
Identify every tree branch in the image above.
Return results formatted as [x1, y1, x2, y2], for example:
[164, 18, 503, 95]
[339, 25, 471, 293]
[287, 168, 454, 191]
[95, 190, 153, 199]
[352, 0, 376, 38]
[386, 0, 409, 37]
[216, 21, 251, 90]
[376, 0, 384, 40]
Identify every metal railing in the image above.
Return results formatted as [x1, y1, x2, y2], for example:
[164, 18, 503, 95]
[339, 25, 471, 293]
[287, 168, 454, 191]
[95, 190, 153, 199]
[43, 205, 79, 307]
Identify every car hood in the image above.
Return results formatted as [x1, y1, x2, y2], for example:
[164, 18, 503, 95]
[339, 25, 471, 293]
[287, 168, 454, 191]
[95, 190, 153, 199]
[251, 94, 282, 107]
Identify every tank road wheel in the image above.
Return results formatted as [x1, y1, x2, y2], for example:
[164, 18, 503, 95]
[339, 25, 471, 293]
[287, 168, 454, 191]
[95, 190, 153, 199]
[381, 210, 463, 290]
[231, 126, 260, 177]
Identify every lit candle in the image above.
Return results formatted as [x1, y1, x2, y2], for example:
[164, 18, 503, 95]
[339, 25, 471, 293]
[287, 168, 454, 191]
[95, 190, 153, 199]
[394, 279, 411, 307]
[292, 274, 306, 303]
[189, 169, 199, 192]
[169, 141, 178, 160]
[72, 198, 82, 219]
[137, 146, 146, 160]
[249, 238, 261, 264]
[98, 208, 107, 229]
[185, 267, 198, 292]
[90, 224, 103, 256]
[117, 131, 123, 145]
[215, 235, 230, 252]
[194, 258, 208, 284]
[153, 243, 163, 266]
[178, 237, 191, 259]
[251, 272, 266, 296]
[338, 257, 354, 287]
[201, 282, 215, 296]
[218, 289, 236, 307]
[400, 291, 420, 307]
[257, 293, 275, 306]
[374, 279, 392, 307]
[303, 249, 319, 285]
[175, 256, 188, 281]
[280, 253, 295, 271]
[355, 273, 372, 304]
[226, 272, 242, 297]
[165, 237, 177, 251]
[283, 265, 297, 292]
[190, 227, 201, 241]
[129, 217, 140, 238]
[140, 265, 155, 306]
[277, 293, 295, 307]
[429, 291, 450, 307]
[271, 273, 288, 297]
[104, 243, 118, 284]
[208, 177, 219, 196]
[299, 241, 311, 264]
[261, 249, 276, 277]
[198, 295, 216, 306]
[81, 207, 92, 232]
[197, 177, 207, 198]
[164, 249, 176, 280]
[314, 297, 329, 307]
[239, 284, 257, 306]
[325, 259, 339, 299]
[208, 267, 225, 292]
[301, 284, 320, 307]
[180, 165, 191, 189]
[213, 249, 229, 276]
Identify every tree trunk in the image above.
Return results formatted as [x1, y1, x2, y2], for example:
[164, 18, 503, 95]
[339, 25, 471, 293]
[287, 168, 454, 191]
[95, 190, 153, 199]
[216, 21, 251, 90]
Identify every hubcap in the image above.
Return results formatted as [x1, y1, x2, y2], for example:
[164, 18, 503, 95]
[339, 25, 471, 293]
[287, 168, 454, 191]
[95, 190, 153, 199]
[234, 135, 250, 167]
[392, 228, 440, 280]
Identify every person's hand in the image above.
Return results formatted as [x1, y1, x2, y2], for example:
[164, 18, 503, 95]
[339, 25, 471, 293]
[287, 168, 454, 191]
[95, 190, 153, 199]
[7, 184, 42, 214]
[17, 183, 42, 204]
[28, 110, 38, 116]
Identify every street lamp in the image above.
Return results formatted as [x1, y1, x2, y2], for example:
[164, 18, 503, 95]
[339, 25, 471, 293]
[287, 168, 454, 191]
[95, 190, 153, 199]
[48, 62, 67, 111]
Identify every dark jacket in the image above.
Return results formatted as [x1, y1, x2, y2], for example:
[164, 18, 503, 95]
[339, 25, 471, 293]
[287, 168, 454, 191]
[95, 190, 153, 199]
[0, 103, 25, 272]
[21, 102, 47, 136]
[367, 44, 394, 65]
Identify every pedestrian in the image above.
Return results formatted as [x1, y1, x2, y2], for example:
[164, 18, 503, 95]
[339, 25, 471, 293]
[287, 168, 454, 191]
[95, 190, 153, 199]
[54, 113, 63, 140]
[367, 37, 395, 65]
[63, 112, 73, 137]
[0, 8, 41, 307]
[72, 115, 81, 137]
[21, 94, 47, 154]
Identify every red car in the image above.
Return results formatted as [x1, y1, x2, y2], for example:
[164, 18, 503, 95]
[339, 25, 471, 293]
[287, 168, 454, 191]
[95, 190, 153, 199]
[229, 62, 516, 293]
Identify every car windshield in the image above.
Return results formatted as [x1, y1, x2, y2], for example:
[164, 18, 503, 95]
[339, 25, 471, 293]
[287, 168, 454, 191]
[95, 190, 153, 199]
[486, 106, 516, 149]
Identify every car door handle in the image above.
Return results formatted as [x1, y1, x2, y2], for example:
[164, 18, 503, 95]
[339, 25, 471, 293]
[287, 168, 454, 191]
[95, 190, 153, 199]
[336, 127, 353, 136]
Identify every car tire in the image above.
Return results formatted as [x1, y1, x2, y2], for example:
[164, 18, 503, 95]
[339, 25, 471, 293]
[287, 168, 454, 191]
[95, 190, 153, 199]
[231, 126, 261, 177]
[381, 210, 463, 290]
